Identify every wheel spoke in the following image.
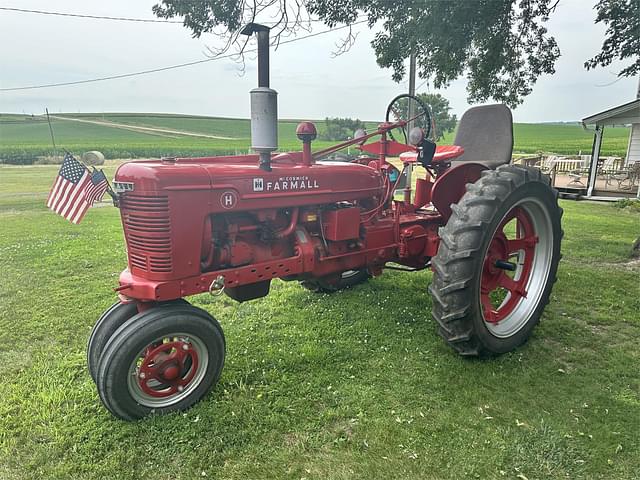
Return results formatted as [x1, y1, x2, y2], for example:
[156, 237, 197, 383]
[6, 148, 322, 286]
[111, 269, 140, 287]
[140, 361, 163, 383]
[171, 343, 190, 364]
[506, 236, 538, 253]
[481, 294, 498, 323]
[498, 273, 527, 298]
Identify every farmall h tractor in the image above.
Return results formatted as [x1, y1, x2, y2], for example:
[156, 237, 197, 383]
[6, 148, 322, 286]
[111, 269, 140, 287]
[88, 24, 562, 420]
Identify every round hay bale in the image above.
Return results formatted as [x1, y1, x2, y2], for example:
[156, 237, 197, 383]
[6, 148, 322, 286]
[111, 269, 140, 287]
[82, 151, 105, 166]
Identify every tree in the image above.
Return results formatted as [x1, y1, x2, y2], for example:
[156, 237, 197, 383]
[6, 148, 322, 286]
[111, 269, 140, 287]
[320, 117, 365, 141]
[585, 0, 639, 78]
[416, 93, 457, 141]
[152, 0, 639, 106]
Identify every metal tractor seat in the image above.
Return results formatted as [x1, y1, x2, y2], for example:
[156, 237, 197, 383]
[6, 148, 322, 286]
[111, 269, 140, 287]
[450, 104, 513, 168]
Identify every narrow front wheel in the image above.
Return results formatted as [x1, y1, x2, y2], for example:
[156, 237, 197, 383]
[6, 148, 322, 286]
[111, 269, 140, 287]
[87, 299, 189, 383]
[96, 304, 225, 420]
[87, 302, 138, 383]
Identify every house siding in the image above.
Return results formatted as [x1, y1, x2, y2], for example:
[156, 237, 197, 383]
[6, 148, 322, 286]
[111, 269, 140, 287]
[627, 123, 640, 163]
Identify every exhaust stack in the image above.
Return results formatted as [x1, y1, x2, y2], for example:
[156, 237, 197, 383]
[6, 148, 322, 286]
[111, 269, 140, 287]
[241, 23, 278, 171]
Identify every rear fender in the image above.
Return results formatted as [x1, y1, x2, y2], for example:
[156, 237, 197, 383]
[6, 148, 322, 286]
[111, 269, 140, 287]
[431, 162, 488, 221]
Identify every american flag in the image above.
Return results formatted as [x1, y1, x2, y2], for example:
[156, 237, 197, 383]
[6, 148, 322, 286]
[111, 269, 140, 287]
[46, 153, 109, 224]
[85, 169, 109, 206]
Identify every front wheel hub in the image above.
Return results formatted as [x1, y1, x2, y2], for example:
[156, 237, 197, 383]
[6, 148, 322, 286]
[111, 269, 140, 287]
[127, 334, 209, 408]
[160, 364, 180, 381]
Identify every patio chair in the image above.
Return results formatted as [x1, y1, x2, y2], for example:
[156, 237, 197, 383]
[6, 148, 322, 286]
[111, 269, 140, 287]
[612, 162, 640, 190]
[601, 157, 621, 187]
[568, 169, 585, 186]
[539, 155, 560, 175]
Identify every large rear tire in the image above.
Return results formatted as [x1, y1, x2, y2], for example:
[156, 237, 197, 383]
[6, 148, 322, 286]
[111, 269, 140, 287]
[96, 304, 225, 420]
[429, 165, 562, 357]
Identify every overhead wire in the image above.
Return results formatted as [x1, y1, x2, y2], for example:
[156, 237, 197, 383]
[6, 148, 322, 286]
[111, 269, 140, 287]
[415, 77, 429, 93]
[0, 6, 183, 23]
[0, 7, 337, 25]
[0, 19, 369, 92]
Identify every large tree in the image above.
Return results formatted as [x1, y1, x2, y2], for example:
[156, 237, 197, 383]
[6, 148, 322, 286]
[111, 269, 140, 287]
[585, 0, 639, 78]
[417, 93, 457, 141]
[153, 0, 639, 107]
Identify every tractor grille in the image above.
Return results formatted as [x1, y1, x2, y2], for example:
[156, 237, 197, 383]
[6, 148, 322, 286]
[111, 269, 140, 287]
[120, 195, 172, 273]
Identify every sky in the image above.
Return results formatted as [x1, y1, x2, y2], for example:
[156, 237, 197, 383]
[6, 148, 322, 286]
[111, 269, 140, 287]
[0, 0, 637, 123]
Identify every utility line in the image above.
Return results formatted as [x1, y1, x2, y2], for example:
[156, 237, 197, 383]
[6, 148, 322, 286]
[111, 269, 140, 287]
[0, 6, 182, 23]
[0, 20, 368, 92]
[415, 77, 429, 92]
[0, 7, 333, 25]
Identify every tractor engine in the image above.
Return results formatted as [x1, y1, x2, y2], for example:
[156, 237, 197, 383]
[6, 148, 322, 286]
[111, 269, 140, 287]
[114, 153, 389, 301]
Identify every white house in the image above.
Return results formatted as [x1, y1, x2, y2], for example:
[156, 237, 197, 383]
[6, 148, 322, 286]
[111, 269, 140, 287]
[582, 97, 640, 198]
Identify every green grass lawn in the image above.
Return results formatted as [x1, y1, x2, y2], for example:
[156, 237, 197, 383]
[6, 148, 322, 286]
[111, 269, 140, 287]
[0, 113, 630, 164]
[0, 165, 638, 479]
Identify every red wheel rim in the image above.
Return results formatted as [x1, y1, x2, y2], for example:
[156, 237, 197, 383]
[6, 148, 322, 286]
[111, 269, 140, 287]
[137, 340, 199, 398]
[127, 333, 209, 407]
[480, 206, 539, 324]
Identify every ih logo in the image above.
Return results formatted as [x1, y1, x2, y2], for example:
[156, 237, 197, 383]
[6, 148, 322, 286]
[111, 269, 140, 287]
[220, 191, 238, 209]
[253, 178, 264, 192]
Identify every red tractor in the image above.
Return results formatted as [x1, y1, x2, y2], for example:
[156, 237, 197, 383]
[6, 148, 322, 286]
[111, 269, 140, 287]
[88, 24, 562, 420]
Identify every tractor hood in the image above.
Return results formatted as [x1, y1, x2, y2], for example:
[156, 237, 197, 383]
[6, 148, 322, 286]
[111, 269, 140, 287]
[114, 153, 384, 212]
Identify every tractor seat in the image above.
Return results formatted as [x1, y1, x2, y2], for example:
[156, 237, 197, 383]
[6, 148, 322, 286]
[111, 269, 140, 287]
[449, 104, 513, 168]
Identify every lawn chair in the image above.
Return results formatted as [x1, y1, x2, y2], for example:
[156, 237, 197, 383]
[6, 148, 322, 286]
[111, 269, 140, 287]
[601, 157, 620, 187]
[539, 156, 562, 187]
[568, 169, 585, 186]
[611, 162, 640, 190]
[539, 155, 559, 175]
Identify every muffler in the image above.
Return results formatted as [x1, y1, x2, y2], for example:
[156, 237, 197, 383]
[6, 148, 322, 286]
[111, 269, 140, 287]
[241, 23, 278, 171]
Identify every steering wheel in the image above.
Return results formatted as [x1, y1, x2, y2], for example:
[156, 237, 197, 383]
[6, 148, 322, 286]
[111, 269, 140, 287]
[385, 94, 432, 144]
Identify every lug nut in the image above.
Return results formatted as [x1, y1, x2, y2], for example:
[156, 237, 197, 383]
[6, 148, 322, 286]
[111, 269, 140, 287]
[139, 372, 146, 379]
[177, 385, 184, 392]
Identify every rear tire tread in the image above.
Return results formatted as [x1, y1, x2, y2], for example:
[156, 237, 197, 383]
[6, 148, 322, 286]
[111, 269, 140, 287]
[430, 165, 563, 357]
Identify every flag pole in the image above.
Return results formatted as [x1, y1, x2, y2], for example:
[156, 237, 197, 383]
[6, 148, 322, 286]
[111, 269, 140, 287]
[90, 164, 119, 206]
[45, 108, 57, 159]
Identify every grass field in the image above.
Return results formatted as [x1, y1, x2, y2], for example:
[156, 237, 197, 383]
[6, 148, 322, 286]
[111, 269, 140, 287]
[0, 113, 337, 164]
[0, 113, 630, 164]
[0, 164, 638, 479]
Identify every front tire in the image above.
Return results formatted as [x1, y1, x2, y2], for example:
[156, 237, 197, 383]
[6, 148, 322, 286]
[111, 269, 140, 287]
[87, 302, 138, 383]
[430, 165, 562, 356]
[87, 299, 188, 383]
[96, 304, 225, 420]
